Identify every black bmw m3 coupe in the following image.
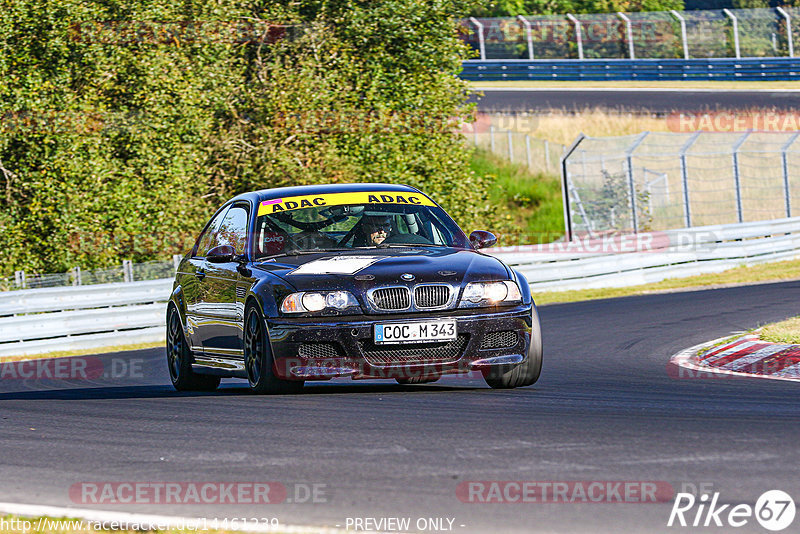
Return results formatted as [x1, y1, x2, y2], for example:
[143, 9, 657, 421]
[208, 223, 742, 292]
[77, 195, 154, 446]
[167, 183, 542, 393]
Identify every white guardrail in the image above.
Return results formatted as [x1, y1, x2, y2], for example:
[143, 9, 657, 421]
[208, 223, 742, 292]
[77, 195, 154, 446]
[2, 217, 800, 358]
[0, 280, 172, 358]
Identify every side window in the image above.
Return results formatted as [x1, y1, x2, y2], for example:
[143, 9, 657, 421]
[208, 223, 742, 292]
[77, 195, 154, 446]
[216, 204, 250, 255]
[195, 206, 231, 258]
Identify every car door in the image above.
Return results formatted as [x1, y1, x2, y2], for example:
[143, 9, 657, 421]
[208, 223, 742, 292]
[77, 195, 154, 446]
[200, 202, 251, 357]
[183, 205, 231, 353]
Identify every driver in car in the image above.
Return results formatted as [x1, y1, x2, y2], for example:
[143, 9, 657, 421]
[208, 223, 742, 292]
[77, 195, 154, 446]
[354, 213, 393, 246]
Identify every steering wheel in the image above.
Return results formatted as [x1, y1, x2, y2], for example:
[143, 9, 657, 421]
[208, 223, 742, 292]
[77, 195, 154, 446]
[289, 231, 339, 251]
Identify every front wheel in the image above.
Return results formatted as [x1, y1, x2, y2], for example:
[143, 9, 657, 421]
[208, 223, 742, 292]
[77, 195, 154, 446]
[244, 304, 304, 395]
[483, 305, 543, 389]
[166, 305, 220, 392]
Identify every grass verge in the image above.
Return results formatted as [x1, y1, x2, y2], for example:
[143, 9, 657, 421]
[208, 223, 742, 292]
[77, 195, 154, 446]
[759, 317, 800, 344]
[471, 148, 564, 241]
[468, 80, 800, 90]
[533, 258, 800, 305]
[0, 341, 163, 363]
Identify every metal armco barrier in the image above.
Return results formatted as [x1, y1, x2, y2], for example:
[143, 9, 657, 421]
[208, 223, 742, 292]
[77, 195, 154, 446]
[2, 217, 800, 358]
[460, 58, 800, 81]
[489, 217, 800, 291]
[0, 280, 172, 358]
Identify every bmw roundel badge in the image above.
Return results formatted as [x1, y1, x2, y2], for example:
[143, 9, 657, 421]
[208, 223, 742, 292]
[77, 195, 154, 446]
[401, 273, 415, 281]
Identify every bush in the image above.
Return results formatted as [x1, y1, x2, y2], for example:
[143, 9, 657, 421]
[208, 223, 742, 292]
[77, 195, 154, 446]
[0, 0, 496, 276]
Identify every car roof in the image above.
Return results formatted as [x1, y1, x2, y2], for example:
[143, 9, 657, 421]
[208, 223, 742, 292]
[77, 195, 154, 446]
[230, 183, 424, 205]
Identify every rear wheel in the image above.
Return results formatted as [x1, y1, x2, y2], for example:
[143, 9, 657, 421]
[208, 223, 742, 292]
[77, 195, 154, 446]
[166, 306, 220, 392]
[483, 305, 543, 389]
[244, 304, 304, 394]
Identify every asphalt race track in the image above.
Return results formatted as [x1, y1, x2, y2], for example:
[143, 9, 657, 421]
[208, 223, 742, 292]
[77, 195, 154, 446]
[471, 88, 800, 113]
[1, 281, 800, 533]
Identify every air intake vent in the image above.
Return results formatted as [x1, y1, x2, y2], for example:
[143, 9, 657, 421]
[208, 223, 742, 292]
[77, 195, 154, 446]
[371, 287, 411, 311]
[359, 335, 468, 366]
[480, 331, 518, 350]
[298, 343, 344, 360]
[414, 284, 450, 309]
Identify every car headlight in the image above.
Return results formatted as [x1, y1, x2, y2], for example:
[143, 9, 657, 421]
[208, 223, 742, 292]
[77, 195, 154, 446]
[459, 281, 522, 308]
[280, 291, 360, 314]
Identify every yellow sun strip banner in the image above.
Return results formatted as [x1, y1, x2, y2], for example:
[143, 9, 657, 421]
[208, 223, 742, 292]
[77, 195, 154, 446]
[257, 191, 436, 216]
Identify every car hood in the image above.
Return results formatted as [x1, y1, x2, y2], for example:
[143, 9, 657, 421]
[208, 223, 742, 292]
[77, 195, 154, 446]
[252, 248, 510, 292]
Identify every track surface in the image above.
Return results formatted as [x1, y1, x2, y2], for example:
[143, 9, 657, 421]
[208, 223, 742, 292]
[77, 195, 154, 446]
[471, 88, 800, 113]
[2, 281, 800, 533]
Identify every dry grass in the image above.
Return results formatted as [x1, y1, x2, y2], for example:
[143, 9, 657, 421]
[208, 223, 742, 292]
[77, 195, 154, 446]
[533, 258, 800, 305]
[759, 317, 800, 344]
[486, 109, 668, 146]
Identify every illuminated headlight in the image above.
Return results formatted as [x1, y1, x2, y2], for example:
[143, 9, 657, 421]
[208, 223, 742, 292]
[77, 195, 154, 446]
[281, 291, 360, 314]
[459, 281, 522, 308]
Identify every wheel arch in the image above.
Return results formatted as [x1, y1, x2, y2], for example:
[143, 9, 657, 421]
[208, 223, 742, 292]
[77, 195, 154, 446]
[512, 269, 534, 307]
[167, 286, 187, 326]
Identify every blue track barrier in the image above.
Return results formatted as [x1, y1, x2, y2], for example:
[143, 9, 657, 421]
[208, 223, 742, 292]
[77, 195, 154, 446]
[461, 58, 800, 81]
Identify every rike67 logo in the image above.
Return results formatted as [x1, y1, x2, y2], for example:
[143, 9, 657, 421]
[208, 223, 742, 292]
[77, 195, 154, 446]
[668, 490, 796, 531]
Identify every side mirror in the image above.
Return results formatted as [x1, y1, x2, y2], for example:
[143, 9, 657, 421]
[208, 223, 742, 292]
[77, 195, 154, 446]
[206, 245, 236, 263]
[469, 230, 497, 250]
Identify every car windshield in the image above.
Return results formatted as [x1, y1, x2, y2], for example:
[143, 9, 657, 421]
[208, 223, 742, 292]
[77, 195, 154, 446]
[253, 191, 470, 258]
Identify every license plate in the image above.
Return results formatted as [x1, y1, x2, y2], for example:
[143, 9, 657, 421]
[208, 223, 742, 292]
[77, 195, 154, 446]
[374, 320, 457, 344]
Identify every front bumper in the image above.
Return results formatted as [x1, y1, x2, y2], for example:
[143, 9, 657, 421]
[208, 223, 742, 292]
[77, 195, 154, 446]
[266, 305, 534, 380]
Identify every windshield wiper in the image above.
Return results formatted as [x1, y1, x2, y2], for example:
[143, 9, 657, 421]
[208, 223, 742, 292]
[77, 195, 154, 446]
[377, 243, 441, 248]
[256, 248, 353, 261]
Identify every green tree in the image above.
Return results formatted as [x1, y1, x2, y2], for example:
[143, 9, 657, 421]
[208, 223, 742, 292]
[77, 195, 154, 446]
[1, 0, 496, 276]
[469, 0, 684, 16]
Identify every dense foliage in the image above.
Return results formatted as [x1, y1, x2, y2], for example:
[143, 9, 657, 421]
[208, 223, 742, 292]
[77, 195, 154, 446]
[468, 0, 684, 17]
[1, 0, 499, 276]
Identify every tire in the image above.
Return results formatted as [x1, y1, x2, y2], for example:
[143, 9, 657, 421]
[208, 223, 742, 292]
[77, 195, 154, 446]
[483, 305, 543, 389]
[166, 305, 220, 392]
[244, 304, 304, 395]
[396, 376, 440, 385]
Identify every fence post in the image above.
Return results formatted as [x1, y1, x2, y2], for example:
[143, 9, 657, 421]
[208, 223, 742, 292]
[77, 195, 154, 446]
[625, 132, 650, 234]
[468, 17, 486, 61]
[71, 266, 82, 286]
[173, 254, 182, 271]
[732, 131, 751, 224]
[679, 131, 701, 228]
[670, 10, 690, 59]
[544, 139, 551, 170]
[526, 135, 533, 170]
[123, 260, 133, 283]
[517, 15, 535, 59]
[617, 12, 635, 59]
[723, 9, 741, 59]
[561, 134, 587, 241]
[14, 270, 25, 289]
[781, 132, 799, 218]
[566, 14, 584, 60]
[777, 7, 794, 57]
[489, 125, 495, 153]
[507, 130, 514, 162]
